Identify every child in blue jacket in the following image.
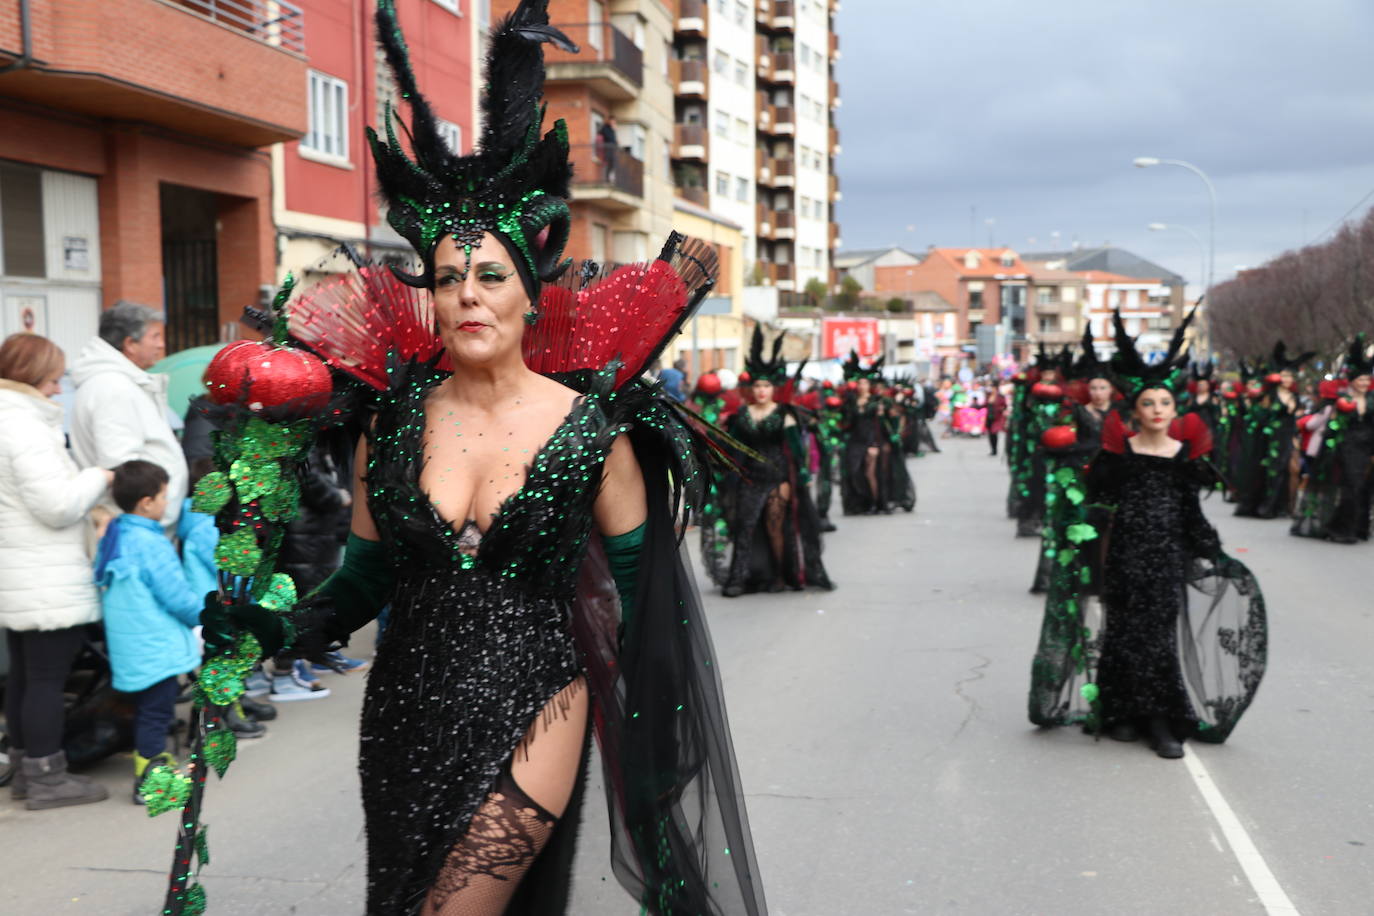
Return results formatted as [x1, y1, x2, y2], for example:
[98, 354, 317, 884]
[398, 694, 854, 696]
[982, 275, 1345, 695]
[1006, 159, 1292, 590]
[95, 460, 202, 803]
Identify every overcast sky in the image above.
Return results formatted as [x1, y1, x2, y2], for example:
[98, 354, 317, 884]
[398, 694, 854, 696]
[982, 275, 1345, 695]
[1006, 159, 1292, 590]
[833, 0, 1374, 293]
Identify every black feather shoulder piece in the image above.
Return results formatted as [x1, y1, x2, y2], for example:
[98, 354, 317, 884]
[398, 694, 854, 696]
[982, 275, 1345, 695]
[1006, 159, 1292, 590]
[368, 0, 577, 290]
[1107, 307, 1196, 404]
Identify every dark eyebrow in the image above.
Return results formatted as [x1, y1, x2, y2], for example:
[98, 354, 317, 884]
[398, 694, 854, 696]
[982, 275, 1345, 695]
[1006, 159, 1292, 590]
[475, 261, 509, 271]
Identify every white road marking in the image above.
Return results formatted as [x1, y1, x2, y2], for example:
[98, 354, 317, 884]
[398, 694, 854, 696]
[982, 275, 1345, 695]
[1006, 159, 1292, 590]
[1184, 750, 1301, 915]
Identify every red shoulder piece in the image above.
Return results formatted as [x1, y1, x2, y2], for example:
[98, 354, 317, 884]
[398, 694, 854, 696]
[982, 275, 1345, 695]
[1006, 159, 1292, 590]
[288, 265, 449, 390]
[1065, 379, 1089, 405]
[1170, 412, 1213, 459]
[1101, 410, 1130, 454]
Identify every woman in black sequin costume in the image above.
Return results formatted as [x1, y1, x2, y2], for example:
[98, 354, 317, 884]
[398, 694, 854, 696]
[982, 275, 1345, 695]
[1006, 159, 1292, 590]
[838, 354, 916, 515]
[719, 332, 832, 596]
[280, 3, 767, 914]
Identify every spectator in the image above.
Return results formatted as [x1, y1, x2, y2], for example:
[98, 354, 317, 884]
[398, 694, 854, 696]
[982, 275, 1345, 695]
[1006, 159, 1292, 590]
[659, 357, 687, 403]
[0, 333, 112, 810]
[95, 460, 210, 804]
[597, 114, 619, 181]
[70, 302, 188, 532]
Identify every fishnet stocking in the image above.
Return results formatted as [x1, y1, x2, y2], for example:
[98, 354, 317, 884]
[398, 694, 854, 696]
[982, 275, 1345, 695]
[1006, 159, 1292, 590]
[764, 483, 790, 575]
[864, 446, 880, 508]
[422, 766, 558, 915]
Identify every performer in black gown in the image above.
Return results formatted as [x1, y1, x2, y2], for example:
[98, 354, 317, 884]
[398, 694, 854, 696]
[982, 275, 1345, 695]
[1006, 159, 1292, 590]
[1029, 310, 1267, 760]
[1291, 336, 1374, 543]
[718, 328, 833, 596]
[838, 352, 915, 515]
[1233, 343, 1312, 519]
[274, 3, 767, 913]
[1182, 361, 1220, 436]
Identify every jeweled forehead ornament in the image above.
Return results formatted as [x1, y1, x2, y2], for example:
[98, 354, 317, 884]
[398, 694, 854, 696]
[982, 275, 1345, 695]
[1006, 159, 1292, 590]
[368, 0, 577, 296]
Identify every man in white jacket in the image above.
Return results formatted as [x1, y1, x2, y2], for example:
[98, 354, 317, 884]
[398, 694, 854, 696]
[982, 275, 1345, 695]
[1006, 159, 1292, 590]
[71, 302, 188, 532]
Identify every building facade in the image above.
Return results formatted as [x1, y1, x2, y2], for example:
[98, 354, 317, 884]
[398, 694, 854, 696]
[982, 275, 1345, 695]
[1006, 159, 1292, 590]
[0, 0, 307, 356]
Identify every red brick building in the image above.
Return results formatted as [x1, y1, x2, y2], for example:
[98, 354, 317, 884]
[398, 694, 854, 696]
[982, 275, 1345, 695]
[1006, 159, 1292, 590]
[889, 247, 1032, 356]
[0, 0, 309, 355]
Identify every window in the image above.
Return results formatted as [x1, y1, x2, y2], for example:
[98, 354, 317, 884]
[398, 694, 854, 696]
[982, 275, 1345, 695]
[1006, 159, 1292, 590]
[735, 0, 747, 25]
[716, 171, 730, 196]
[735, 176, 748, 201]
[1038, 317, 1056, 334]
[799, 195, 811, 218]
[436, 119, 462, 155]
[1000, 252, 1015, 268]
[734, 117, 748, 143]
[0, 162, 45, 278]
[430, 0, 459, 11]
[969, 289, 983, 308]
[588, 1, 604, 50]
[715, 0, 726, 13]
[305, 70, 349, 160]
[714, 50, 729, 74]
[629, 123, 647, 161]
[814, 248, 823, 269]
[1036, 287, 1052, 306]
[662, 138, 671, 179]
[714, 109, 729, 137]
[734, 59, 747, 85]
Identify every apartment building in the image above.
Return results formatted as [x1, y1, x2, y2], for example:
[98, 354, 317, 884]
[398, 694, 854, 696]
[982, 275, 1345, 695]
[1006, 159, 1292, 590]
[671, 0, 841, 296]
[274, 0, 475, 286]
[0, 0, 307, 356]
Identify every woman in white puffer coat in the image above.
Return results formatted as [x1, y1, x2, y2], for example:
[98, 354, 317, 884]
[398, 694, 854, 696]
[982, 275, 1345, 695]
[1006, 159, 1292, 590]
[0, 333, 112, 810]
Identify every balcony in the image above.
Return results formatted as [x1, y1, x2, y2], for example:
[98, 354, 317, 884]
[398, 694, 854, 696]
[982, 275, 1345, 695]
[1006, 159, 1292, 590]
[774, 209, 795, 239]
[771, 157, 795, 187]
[671, 58, 708, 98]
[676, 0, 708, 37]
[771, 107, 795, 134]
[830, 173, 842, 202]
[545, 23, 643, 100]
[776, 263, 795, 288]
[830, 78, 841, 108]
[772, 0, 795, 30]
[0, 0, 307, 147]
[771, 52, 795, 83]
[756, 37, 774, 81]
[829, 126, 841, 154]
[830, 32, 840, 60]
[755, 0, 771, 27]
[569, 143, 643, 210]
[756, 95, 778, 132]
[757, 203, 776, 239]
[673, 123, 709, 162]
[679, 184, 708, 207]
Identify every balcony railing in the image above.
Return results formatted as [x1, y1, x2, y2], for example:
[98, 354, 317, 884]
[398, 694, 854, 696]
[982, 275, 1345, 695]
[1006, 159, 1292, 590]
[569, 143, 644, 199]
[546, 23, 643, 89]
[673, 123, 708, 160]
[772, 0, 795, 27]
[673, 57, 708, 94]
[172, 0, 305, 54]
[679, 185, 708, 206]
[771, 52, 795, 78]
[677, 0, 709, 34]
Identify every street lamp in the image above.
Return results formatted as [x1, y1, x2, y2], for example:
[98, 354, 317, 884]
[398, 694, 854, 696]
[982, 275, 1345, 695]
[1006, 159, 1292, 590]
[1132, 157, 1217, 298]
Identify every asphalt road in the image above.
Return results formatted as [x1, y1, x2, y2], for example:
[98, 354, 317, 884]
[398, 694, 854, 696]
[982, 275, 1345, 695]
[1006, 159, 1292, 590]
[2, 436, 1370, 915]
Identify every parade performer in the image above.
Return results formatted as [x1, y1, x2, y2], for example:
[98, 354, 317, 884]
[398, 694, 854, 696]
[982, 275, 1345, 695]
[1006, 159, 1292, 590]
[182, 4, 768, 914]
[1029, 331, 1116, 594]
[838, 352, 915, 514]
[1233, 343, 1312, 518]
[1291, 337, 1374, 543]
[1182, 361, 1220, 436]
[714, 329, 832, 596]
[812, 381, 845, 529]
[1028, 311, 1267, 760]
[1014, 346, 1072, 537]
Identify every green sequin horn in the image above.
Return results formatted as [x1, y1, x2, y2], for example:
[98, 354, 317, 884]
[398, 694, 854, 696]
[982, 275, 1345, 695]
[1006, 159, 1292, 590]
[369, 0, 577, 290]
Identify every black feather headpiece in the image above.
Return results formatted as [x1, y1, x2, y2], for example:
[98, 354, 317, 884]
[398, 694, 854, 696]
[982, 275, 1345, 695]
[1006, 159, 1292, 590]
[1108, 307, 1197, 404]
[840, 349, 885, 381]
[1190, 360, 1214, 381]
[1265, 341, 1316, 374]
[744, 325, 788, 383]
[1070, 325, 1109, 381]
[1344, 334, 1374, 379]
[368, 0, 577, 293]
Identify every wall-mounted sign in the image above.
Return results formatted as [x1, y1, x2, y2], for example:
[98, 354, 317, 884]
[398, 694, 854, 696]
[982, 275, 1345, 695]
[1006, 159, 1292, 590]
[821, 317, 880, 359]
[63, 237, 90, 271]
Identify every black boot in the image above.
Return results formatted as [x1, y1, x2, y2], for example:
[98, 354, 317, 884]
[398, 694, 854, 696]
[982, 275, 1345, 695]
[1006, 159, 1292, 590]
[1107, 721, 1138, 742]
[224, 703, 267, 739]
[9, 747, 25, 801]
[1147, 716, 1183, 759]
[239, 695, 278, 722]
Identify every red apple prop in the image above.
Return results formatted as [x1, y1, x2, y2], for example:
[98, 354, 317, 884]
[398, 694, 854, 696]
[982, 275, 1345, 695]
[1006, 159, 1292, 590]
[205, 341, 332, 417]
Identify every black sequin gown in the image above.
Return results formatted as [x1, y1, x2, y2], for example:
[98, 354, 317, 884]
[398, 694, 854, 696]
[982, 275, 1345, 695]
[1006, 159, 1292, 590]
[1087, 442, 1267, 736]
[354, 361, 766, 914]
[719, 405, 832, 592]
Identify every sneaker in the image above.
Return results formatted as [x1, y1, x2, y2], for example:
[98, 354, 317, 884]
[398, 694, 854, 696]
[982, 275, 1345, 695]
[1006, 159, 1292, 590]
[243, 669, 271, 698]
[310, 651, 371, 675]
[238, 695, 277, 722]
[270, 664, 330, 702]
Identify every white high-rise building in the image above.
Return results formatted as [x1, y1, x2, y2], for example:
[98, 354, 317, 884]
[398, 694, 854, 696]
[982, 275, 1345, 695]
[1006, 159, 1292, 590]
[671, 0, 841, 295]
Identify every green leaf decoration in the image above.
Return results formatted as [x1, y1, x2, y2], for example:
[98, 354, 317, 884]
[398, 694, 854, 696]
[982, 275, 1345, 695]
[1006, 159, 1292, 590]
[197, 663, 246, 707]
[1079, 682, 1099, 703]
[242, 417, 313, 459]
[1056, 548, 1076, 566]
[260, 573, 298, 611]
[191, 472, 233, 514]
[1065, 523, 1099, 545]
[1064, 486, 1085, 505]
[214, 528, 262, 577]
[203, 719, 238, 778]
[1054, 467, 1077, 487]
[140, 765, 193, 817]
[184, 882, 208, 916]
[260, 474, 300, 522]
[1080, 566, 1092, 584]
[195, 825, 211, 870]
[229, 459, 281, 503]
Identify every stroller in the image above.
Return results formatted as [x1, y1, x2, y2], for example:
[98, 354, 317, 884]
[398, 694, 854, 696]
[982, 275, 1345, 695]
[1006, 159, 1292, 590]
[0, 623, 139, 786]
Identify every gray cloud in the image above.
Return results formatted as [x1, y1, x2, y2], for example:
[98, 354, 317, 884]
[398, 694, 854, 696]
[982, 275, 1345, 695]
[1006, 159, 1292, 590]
[834, 0, 1374, 289]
